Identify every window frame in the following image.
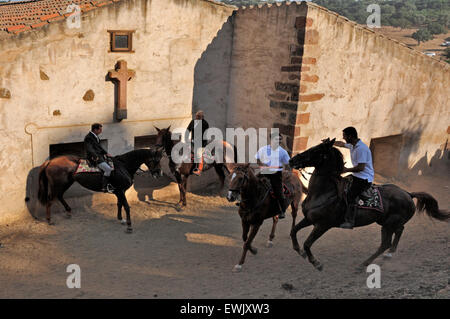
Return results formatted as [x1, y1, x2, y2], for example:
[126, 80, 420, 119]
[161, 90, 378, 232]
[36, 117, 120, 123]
[108, 30, 135, 53]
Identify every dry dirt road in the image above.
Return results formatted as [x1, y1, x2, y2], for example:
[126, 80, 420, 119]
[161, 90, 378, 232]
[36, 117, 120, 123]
[0, 174, 448, 299]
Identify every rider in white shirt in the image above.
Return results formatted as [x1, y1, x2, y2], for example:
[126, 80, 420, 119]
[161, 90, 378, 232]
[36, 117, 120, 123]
[334, 127, 374, 229]
[255, 133, 291, 219]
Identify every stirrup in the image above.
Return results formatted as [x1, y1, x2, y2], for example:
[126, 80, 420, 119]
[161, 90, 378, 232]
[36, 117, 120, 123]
[106, 184, 115, 194]
[339, 222, 353, 229]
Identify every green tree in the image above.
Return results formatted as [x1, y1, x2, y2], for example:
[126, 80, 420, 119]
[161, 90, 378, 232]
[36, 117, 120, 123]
[445, 47, 450, 59]
[427, 22, 446, 34]
[412, 28, 433, 45]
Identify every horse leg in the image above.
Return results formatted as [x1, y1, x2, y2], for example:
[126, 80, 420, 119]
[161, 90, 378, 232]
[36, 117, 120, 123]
[115, 194, 126, 225]
[362, 226, 393, 267]
[57, 195, 72, 219]
[303, 225, 330, 271]
[290, 217, 312, 258]
[384, 225, 404, 258]
[117, 192, 132, 233]
[182, 175, 188, 206]
[267, 216, 279, 248]
[233, 223, 261, 272]
[290, 201, 298, 232]
[242, 219, 250, 242]
[46, 202, 54, 225]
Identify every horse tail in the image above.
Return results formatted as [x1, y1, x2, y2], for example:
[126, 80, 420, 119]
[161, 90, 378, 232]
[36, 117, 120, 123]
[38, 160, 50, 205]
[410, 192, 450, 222]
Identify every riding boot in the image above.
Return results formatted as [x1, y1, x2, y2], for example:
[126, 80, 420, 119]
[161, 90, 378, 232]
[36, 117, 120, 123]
[277, 195, 288, 219]
[340, 204, 356, 229]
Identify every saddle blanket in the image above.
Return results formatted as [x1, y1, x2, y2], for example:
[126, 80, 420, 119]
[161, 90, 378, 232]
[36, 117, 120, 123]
[355, 186, 384, 213]
[75, 159, 114, 174]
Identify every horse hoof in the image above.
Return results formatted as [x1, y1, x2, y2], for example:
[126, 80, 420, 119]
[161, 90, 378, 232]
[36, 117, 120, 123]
[313, 261, 323, 271]
[126, 227, 133, 234]
[232, 265, 242, 273]
[65, 213, 72, 219]
[250, 248, 258, 255]
[120, 219, 127, 225]
[383, 252, 393, 259]
[266, 240, 274, 248]
[47, 221, 55, 226]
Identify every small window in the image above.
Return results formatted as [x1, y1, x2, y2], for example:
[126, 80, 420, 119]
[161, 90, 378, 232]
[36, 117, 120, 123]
[108, 30, 135, 53]
[134, 135, 157, 149]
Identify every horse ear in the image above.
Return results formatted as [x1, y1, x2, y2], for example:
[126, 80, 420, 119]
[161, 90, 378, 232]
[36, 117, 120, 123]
[154, 126, 160, 132]
[167, 125, 171, 131]
[329, 138, 336, 146]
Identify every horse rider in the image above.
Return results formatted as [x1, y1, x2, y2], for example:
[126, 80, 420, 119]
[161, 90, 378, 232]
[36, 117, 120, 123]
[84, 123, 115, 193]
[185, 110, 209, 176]
[255, 132, 291, 219]
[334, 126, 374, 229]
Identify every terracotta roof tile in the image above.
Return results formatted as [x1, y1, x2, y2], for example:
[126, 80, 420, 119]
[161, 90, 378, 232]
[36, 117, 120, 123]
[0, 0, 118, 38]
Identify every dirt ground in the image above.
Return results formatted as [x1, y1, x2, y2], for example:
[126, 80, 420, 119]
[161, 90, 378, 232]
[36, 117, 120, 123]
[378, 26, 450, 61]
[0, 172, 448, 299]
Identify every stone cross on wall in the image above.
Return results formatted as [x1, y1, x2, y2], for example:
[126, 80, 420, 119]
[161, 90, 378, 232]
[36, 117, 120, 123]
[108, 60, 135, 121]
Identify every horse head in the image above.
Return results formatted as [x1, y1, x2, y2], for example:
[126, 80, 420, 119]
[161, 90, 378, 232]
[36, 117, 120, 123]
[154, 125, 172, 149]
[289, 138, 336, 169]
[143, 148, 164, 178]
[227, 164, 252, 202]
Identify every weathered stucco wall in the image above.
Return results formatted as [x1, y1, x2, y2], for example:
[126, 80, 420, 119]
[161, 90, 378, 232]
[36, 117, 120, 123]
[296, 3, 449, 176]
[192, 16, 234, 133]
[226, 3, 307, 156]
[0, 0, 234, 221]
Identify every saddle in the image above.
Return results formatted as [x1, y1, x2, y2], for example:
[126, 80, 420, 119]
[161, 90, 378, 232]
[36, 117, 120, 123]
[257, 172, 293, 198]
[340, 177, 384, 213]
[75, 159, 115, 175]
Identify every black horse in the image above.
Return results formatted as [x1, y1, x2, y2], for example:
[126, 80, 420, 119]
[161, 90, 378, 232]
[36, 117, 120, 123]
[289, 138, 449, 270]
[38, 148, 163, 232]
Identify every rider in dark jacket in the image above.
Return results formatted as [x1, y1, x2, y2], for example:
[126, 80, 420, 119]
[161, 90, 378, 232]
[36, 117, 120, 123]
[84, 123, 114, 193]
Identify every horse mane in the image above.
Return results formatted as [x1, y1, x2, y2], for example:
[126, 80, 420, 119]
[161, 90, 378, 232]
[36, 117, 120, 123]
[115, 148, 159, 163]
[330, 147, 344, 174]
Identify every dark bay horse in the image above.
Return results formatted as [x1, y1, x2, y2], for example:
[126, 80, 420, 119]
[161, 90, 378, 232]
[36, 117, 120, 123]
[289, 138, 449, 270]
[226, 164, 303, 272]
[155, 126, 236, 208]
[38, 148, 163, 232]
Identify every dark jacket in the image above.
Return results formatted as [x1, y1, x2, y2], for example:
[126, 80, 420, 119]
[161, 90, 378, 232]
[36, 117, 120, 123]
[84, 132, 107, 165]
[186, 119, 209, 148]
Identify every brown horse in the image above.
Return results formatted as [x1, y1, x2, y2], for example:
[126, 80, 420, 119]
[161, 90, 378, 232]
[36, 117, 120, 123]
[38, 148, 163, 232]
[226, 164, 303, 272]
[155, 126, 236, 208]
[289, 138, 450, 270]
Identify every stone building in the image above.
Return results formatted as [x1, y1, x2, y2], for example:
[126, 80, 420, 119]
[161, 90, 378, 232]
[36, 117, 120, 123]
[0, 0, 448, 221]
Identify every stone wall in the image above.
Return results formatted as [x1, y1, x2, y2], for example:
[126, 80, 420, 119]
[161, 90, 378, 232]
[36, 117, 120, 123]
[226, 2, 307, 156]
[0, 0, 234, 221]
[294, 2, 449, 176]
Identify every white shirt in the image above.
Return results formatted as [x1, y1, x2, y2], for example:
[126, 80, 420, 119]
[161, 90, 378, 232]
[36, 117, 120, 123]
[344, 140, 374, 182]
[255, 145, 290, 172]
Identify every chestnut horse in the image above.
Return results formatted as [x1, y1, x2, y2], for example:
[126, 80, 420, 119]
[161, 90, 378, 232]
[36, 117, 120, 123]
[38, 148, 163, 232]
[289, 138, 449, 270]
[155, 126, 236, 208]
[226, 164, 303, 272]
